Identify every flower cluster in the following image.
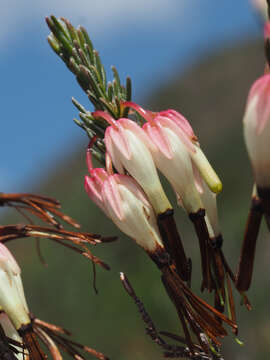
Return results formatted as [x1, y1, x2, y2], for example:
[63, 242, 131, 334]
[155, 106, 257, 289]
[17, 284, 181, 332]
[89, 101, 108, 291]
[84, 102, 243, 355]
[45, 13, 270, 360]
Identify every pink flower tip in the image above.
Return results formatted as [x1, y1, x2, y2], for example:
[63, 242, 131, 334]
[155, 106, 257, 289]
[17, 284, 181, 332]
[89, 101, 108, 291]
[92, 110, 117, 128]
[264, 21, 270, 39]
[122, 101, 154, 123]
[247, 73, 270, 134]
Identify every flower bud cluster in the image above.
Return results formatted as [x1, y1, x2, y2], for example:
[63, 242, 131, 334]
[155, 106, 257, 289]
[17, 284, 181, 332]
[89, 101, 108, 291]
[84, 104, 239, 351]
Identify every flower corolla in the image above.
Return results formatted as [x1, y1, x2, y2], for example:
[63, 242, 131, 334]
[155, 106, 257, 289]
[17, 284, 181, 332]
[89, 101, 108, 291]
[84, 152, 164, 253]
[243, 73, 270, 188]
[124, 102, 222, 214]
[93, 111, 172, 215]
[0, 243, 30, 331]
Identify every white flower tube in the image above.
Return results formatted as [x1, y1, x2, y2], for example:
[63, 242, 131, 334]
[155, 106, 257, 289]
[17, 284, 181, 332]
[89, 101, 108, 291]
[85, 164, 164, 254]
[143, 115, 203, 214]
[122, 103, 222, 215]
[102, 174, 164, 252]
[0, 243, 30, 331]
[93, 111, 172, 215]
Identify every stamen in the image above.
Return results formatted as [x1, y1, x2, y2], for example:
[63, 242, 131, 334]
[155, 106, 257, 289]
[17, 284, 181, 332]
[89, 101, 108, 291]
[105, 153, 114, 175]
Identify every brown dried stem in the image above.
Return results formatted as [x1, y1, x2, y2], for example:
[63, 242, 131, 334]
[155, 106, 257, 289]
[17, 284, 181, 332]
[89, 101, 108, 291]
[189, 210, 212, 292]
[18, 324, 47, 360]
[33, 317, 109, 360]
[0, 224, 113, 270]
[161, 266, 237, 354]
[157, 209, 191, 283]
[236, 195, 263, 292]
[120, 272, 230, 360]
[0, 192, 79, 229]
[189, 209, 248, 318]
[0, 323, 26, 360]
[120, 272, 199, 359]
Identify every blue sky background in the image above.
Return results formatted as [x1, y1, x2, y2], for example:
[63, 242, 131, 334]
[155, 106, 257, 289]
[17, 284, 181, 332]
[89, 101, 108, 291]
[0, 0, 263, 192]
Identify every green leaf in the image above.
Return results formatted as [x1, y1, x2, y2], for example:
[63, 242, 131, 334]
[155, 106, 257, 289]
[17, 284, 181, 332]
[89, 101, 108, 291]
[111, 66, 121, 95]
[72, 98, 87, 113]
[47, 16, 133, 141]
[125, 77, 132, 101]
[47, 34, 60, 55]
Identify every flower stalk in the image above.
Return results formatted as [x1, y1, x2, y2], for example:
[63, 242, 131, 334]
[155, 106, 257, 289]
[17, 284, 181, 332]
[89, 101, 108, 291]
[157, 210, 191, 282]
[32, 317, 110, 360]
[236, 190, 263, 291]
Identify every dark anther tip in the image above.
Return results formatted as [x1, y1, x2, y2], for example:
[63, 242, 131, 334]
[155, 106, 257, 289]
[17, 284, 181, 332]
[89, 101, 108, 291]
[188, 208, 206, 222]
[157, 209, 174, 220]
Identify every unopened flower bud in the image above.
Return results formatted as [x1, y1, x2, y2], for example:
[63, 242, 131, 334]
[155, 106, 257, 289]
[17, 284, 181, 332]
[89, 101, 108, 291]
[243, 73, 270, 188]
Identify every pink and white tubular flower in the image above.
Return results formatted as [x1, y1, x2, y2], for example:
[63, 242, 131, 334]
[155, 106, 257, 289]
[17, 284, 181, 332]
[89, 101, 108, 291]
[84, 145, 110, 216]
[123, 102, 222, 214]
[92, 111, 172, 215]
[243, 73, 270, 188]
[0, 243, 30, 331]
[84, 151, 164, 253]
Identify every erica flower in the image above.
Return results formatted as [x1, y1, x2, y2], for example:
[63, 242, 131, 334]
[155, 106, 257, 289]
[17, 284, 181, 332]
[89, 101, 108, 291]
[0, 243, 45, 359]
[124, 102, 222, 214]
[0, 243, 30, 331]
[85, 144, 237, 353]
[243, 73, 270, 189]
[237, 74, 270, 294]
[90, 111, 190, 280]
[85, 146, 189, 277]
[84, 151, 166, 263]
[92, 111, 172, 215]
[122, 103, 222, 289]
